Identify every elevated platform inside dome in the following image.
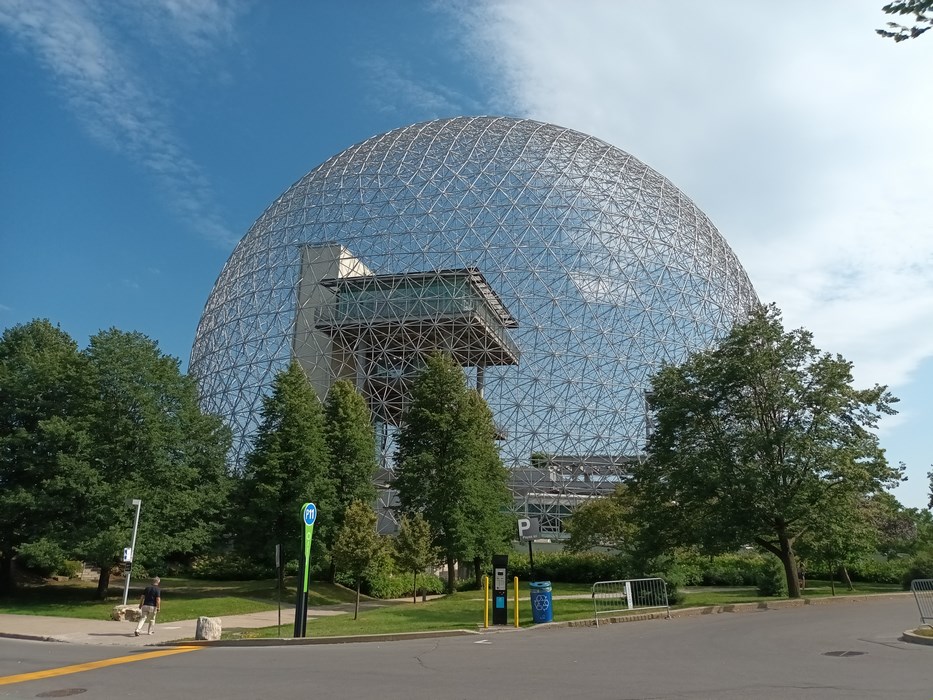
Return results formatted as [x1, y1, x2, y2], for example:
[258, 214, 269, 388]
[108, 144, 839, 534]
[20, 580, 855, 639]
[315, 267, 520, 367]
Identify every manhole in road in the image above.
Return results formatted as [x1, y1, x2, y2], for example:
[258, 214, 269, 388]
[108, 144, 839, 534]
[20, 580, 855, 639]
[822, 651, 867, 657]
[35, 689, 87, 697]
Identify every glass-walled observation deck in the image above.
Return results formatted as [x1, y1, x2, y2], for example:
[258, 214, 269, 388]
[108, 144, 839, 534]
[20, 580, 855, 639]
[316, 268, 520, 367]
[315, 267, 520, 425]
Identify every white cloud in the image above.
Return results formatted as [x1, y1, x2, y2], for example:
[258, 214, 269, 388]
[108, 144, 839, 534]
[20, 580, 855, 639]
[454, 0, 933, 391]
[359, 55, 480, 118]
[125, 0, 240, 55]
[0, 0, 242, 245]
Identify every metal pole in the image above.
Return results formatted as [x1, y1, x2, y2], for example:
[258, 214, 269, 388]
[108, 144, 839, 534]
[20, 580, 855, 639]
[276, 544, 282, 638]
[528, 539, 535, 582]
[121, 499, 142, 605]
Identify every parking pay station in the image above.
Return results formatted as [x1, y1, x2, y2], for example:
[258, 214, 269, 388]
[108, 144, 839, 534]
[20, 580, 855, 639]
[492, 554, 508, 625]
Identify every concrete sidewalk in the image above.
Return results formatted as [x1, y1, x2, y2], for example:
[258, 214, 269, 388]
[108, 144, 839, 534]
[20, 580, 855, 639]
[0, 596, 449, 647]
[0, 605, 355, 647]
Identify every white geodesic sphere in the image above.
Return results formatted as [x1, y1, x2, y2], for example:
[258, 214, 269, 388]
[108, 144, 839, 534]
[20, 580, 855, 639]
[191, 116, 757, 470]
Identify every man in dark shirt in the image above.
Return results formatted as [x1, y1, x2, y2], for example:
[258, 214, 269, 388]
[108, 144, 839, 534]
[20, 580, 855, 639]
[135, 576, 161, 636]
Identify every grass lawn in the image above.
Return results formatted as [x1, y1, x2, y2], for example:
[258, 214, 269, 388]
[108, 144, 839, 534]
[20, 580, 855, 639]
[0, 576, 356, 623]
[225, 579, 907, 640]
[0, 576, 906, 637]
[227, 583, 597, 639]
[681, 580, 903, 607]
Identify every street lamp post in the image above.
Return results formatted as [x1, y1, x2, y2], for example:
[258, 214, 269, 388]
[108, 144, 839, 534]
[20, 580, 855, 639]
[121, 498, 142, 605]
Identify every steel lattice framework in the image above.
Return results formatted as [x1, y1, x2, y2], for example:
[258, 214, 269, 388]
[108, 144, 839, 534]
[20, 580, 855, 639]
[190, 116, 758, 536]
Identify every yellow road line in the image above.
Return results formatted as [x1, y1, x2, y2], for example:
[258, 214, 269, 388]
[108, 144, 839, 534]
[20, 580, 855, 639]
[0, 645, 202, 686]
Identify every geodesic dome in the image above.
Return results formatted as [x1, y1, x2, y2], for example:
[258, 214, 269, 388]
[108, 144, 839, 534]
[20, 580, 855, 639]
[190, 116, 757, 533]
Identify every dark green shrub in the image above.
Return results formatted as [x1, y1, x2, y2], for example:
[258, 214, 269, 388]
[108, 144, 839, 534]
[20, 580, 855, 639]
[756, 557, 788, 596]
[668, 550, 768, 587]
[845, 557, 910, 584]
[16, 539, 67, 577]
[804, 557, 910, 585]
[364, 572, 446, 599]
[643, 570, 685, 606]
[703, 553, 766, 586]
[189, 553, 285, 580]
[668, 552, 705, 586]
[705, 562, 744, 586]
[901, 551, 933, 590]
[508, 551, 632, 583]
[58, 560, 84, 579]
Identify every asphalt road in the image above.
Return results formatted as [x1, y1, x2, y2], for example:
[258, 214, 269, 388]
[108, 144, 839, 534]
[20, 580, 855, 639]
[1, 597, 929, 699]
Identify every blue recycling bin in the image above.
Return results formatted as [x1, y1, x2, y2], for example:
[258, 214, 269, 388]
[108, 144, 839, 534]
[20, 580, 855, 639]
[529, 581, 553, 623]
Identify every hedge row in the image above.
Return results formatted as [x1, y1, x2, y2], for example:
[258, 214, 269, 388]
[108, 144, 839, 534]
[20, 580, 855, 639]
[337, 570, 446, 599]
[25, 546, 933, 599]
[507, 551, 632, 583]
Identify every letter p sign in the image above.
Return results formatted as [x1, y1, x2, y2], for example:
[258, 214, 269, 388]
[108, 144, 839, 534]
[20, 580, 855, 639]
[517, 517, 540, 541]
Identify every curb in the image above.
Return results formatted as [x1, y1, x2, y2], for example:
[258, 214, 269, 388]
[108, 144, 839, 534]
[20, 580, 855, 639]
[167, 592, 916, 645]
[0, 632, 61, 643]
[667, 592, 912, 618]
[165, 628, 479, 647]
[900, 629, 933, 647]
[522, 592, 916, 631]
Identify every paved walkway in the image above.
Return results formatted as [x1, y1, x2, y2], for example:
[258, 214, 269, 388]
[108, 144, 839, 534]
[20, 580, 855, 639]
[0, 601, 383, 647]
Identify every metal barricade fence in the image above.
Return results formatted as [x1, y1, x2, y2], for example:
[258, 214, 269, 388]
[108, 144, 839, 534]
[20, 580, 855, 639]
[910, 579, 933, 626]
[592, 577, 670, 626]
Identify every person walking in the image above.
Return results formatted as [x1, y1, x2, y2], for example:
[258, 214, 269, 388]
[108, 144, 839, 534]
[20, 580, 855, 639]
[135, 576, 161, 636]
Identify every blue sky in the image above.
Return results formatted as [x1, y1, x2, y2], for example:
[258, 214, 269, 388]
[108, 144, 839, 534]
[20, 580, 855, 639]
[1, 0, 931, 509]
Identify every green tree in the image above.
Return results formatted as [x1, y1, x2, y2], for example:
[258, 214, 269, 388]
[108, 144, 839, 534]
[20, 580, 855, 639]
[0, 320, 89, 593]
[630, 304, 903, 599]
[911, 508, 933, 551]
[862, 491, 920, 558]
[394, 512, 440, 603]
[928, 467, 933, 509]
[332, 501, 387, 619]
[796, 492, 878, 594]
[877, 0, 932, 41]
[393, 353, 511, 593]
[460, 390, 513, 587]
[235, 361, 334, 578]
[323, 379, 378, 580]
[564, 486, 636, 554]
[74, 329, 231, 598]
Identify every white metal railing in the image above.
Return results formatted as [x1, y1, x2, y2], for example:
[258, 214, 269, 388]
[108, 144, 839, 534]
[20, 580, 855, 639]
[910, 579, 933, 626]
[592, 577, 670, 626]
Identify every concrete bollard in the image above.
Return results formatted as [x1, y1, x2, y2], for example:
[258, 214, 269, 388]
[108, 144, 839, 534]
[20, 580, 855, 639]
[195, 616, 222, 641]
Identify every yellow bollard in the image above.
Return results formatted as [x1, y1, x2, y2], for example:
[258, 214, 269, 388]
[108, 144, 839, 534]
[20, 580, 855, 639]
[483, 575, 489, 628]
[514, 576, 520, 628]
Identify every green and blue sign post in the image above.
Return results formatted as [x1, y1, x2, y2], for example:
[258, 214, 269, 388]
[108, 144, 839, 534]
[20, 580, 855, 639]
[292, 502, 317, 638]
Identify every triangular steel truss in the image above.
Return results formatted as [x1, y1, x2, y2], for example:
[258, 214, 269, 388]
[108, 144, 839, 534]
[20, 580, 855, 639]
[190, 116, 758, 537]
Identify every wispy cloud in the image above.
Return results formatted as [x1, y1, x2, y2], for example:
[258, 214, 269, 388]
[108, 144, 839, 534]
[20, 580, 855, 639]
[358, 55, 480, 118]
[453, 0, 933, 390]
[0, 0, 243, 245]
